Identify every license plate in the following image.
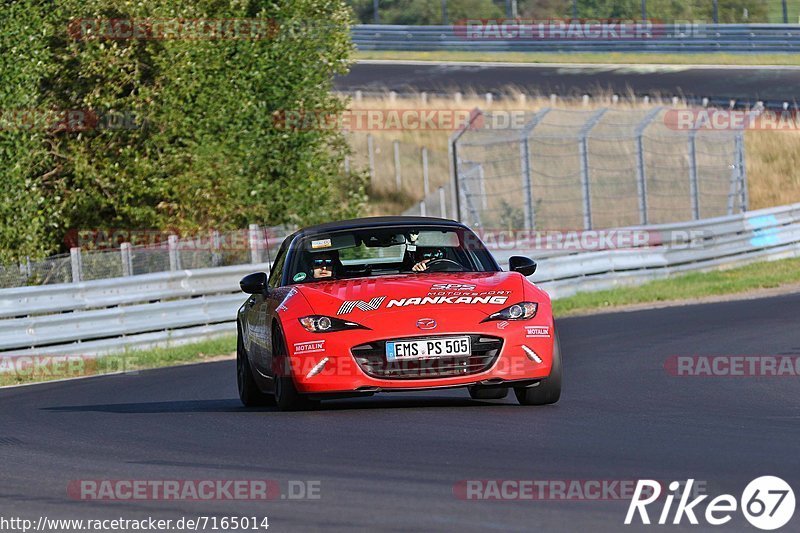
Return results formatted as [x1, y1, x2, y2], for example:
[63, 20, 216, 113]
[386, 337, 471, 361]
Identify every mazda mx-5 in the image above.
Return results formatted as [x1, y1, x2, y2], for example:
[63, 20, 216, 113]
[237, 217, 561, 410]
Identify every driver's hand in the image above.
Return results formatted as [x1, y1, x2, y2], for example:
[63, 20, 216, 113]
[412, 259, 430, 272]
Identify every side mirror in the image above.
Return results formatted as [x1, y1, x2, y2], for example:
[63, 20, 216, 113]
[240, 272, 268, 294]
[509, 256, 537, 277]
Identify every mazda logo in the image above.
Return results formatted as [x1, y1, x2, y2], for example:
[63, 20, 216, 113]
[416, 318, 437, 330]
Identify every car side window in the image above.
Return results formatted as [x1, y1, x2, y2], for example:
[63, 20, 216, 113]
[268, 246, 287, 288]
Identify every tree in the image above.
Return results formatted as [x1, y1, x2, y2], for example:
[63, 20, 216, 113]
[0, 0, 366, 262]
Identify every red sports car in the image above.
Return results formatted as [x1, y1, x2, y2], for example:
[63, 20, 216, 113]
[236, 216, 561, 411]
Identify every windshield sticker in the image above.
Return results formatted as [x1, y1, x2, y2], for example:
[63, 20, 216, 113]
[407, 232, 418, 251]
[293, 272, 307, 282]
[311, 238, 332, 249]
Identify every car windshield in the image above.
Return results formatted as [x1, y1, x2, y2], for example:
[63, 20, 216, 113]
[287, 226, 497, 284]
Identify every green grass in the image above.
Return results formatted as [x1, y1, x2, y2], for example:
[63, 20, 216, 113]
[0, 335, 235, 387]
[553, 256, 800, 316]
[3, 256, 800, 387]
[356, 50, 800, 66]
[768, 0, 800, 23]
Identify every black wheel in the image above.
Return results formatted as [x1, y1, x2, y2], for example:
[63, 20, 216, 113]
[273, 326, 320, 412]
[514, 328, 562, 406]
[237, 324, 274, 407]
[468, 386, 509, 400]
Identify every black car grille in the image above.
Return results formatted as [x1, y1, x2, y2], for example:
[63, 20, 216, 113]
[351, 335, 503, 380]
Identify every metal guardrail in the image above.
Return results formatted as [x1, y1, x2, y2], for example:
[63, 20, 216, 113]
[352, 24, 800, 53]
[1, 224, 293, 289]
[1, 202, 799, 360]
[491, 201, 800, 298]
[0, 263, 269, 358]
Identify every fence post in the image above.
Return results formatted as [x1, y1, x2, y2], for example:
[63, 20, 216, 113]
[519, 138, 533, 231]
[367, 134, 376, 184]
[168, 235, 179, 271]
[478, 164, 488, 210]
[211, 230, 222, 267]
[688, 129, 700, 220]
[70, 247, 83, 283]
[120, 242, 133, 277]
[727, 160, 738, 216]
[449, 110, 483, 222]
[783, 0, 789, 24]
[460, 166, 483, 228]
[419, 200, 426, 217]
[634, 107, 662, 225]
[518, 108, 552, 231]
[249, 224, 262, 264]
[439, 186, 447, 219]
[393, 140, 402, 191]
[578, 108, 608, 231]
[737, 132, 748, 211]
[422, 147, 430, 197]
[21, 257, 31, 281]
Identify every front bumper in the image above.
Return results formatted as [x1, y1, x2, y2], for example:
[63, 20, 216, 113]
[282, 313, 555, 394]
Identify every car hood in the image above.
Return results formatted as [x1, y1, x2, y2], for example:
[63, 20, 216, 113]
[293, 271, 529, 319]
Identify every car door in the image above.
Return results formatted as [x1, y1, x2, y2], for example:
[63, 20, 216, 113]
[251, 243, 288, 375]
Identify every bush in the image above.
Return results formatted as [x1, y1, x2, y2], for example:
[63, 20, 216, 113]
[0, 0, 366, 263]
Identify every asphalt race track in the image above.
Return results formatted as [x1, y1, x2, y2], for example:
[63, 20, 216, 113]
[2, 291, 799, 532]
[337, 61, 800, 105]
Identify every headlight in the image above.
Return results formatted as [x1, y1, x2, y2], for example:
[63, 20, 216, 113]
[298, 315, 369, 333]
[481, 302, 538, 322]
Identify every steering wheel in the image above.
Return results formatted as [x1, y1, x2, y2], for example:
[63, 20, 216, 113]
[425, 258, 467, 272]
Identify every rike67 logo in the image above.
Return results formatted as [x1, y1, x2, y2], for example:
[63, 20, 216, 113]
[626, 477, 795, 530]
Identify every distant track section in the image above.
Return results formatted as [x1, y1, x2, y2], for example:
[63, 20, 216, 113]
[336, 61, 800, 108]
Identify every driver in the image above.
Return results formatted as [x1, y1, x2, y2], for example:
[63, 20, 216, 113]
[410, 248, 445, 272]
[311, 251, 339, 279]
[412, 257, 432, 272]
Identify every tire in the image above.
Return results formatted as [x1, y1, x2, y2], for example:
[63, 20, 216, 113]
[273, 326, 320, 412]
[237, 324, 274, 407]
[468, 386, 509, 400]
[514, 328, 562, 406]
